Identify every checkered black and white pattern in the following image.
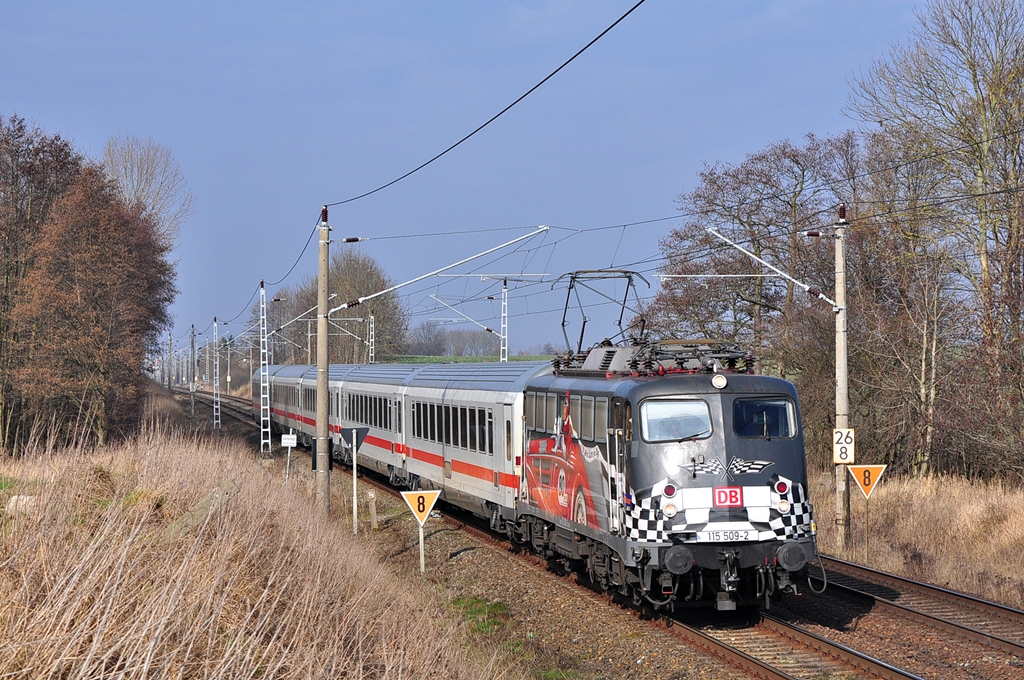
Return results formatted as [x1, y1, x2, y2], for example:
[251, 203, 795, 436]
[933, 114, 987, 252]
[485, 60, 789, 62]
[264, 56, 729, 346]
[623, 473, 816, 544]
[692, 457, 725, 476]
[623, 495, 667, 542]
[767, 473, 814, 539]
[769, 501, 814, 538]
[728, 458, 774, 476]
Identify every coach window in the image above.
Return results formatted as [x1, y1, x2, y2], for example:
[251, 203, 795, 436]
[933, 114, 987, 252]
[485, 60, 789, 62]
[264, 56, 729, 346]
[624, 401, 634, 456]
[426, 403, 435, 442]
[525, 392, 536, 430]
[595, 397, 608, 443]
[570, 395, 581, 433]
[505, 419, 512, 461]
[581, 396, 595, 441]
[734, 397, 795, 438]
[640, 400, 712, 442]
[468, 408, 478, 451]
[441, 405, 449, 445]
[487, 409, 494, 455]
[457, 406, 466, 449]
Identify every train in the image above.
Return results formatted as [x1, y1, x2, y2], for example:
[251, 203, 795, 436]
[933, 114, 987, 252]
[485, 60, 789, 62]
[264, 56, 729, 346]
[253, 339, 819, 611]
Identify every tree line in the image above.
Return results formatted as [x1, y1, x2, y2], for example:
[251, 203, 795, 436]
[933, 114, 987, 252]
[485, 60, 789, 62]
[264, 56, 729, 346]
[645, 0, 1024, 481]
[0, 118, 178, 448]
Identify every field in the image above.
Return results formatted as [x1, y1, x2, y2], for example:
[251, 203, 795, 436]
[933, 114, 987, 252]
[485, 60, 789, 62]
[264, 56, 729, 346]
[0, 392, 526, 680]
[810, 471, 1024, 608]
[3, 391, 1024, 679]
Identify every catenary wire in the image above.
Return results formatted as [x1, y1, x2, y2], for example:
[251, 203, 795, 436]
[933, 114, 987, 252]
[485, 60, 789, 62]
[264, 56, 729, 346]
[323, 0, 648, 209]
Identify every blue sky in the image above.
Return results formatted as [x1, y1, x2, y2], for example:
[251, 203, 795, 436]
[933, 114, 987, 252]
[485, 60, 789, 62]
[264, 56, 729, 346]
[1, 0, 919, 353]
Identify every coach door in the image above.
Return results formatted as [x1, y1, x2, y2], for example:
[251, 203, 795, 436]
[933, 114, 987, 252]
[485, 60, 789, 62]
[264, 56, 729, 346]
[608, 398, 628, 534]
[502, 404, 515, 499]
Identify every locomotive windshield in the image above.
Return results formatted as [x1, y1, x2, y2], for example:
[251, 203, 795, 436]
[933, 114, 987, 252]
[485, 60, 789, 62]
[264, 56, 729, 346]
[733, 398, 796, 438]
[640, 400, 712, 442]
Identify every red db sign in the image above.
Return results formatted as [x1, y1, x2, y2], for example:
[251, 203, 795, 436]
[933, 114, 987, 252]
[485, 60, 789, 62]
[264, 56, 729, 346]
[714, 487, 743, 507]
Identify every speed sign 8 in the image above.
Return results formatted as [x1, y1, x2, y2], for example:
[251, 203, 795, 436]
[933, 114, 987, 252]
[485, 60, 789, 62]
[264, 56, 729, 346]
[833, 428, 855, 464]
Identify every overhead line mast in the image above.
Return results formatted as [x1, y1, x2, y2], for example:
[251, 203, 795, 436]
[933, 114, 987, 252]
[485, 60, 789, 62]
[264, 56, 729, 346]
[315, 206, 331, 516]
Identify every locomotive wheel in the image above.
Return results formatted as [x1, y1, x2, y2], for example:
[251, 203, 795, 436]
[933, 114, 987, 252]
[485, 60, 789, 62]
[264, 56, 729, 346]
[573, 488, 588, 526]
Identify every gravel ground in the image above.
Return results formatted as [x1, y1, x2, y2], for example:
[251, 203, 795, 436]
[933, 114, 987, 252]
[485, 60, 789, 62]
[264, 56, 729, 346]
[772, 589, 1024, 680]
[326, 469, 749, 680]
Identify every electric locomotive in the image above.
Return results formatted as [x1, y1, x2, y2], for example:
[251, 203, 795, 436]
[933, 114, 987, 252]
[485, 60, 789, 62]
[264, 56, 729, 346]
[255, 339, 818, 611]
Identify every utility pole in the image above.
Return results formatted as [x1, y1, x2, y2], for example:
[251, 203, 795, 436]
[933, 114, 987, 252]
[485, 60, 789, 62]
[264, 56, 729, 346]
[167, 332, 172, 391]
[259, 281, 272, 456]
[213, 317, 221, 430]
[189, 324, 196, 417]
[834, 205, 851, 549]
[367, 313, 375, 364]
[315, 206, 331, 516]
[501, 278, 508, 362]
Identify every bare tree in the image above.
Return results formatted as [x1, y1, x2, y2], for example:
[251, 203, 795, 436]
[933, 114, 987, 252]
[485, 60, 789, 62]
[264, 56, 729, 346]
[253, 249, 409, 365]
[102, 135, 195, 249]
[648, 134, 838, 375]
[848, 0, 1024, 479]
[847, 0, 1024, 357]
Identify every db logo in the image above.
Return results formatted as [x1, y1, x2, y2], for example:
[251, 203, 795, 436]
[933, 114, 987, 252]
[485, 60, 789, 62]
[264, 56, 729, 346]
[713, 487, 743, 507]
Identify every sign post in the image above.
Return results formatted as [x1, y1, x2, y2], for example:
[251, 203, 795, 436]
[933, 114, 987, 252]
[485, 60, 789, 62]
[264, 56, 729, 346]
[282, 430, 297, 485]
[833, 427, 855, 555]
[351, 428, 358, 534]
[401, 490, 441, 573]
[848, 464, 887, 563]
[336, 427, 368, 534]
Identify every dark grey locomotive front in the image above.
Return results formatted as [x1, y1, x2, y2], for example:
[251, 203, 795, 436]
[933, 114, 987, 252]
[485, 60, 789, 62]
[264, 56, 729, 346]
[621, 372, 817, 609]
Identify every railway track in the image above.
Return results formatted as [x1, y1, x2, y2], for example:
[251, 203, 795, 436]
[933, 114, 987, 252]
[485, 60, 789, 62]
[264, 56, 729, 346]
[174, 388, 255, 425]
[813, 554, 1024, 658]
[359, 471, 921, 680]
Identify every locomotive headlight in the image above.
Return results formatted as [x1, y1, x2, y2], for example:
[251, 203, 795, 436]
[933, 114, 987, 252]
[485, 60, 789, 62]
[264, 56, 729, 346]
[662, 503, 678, 518]
[711, 374, 728, 389]
[776, 500, 791, 514]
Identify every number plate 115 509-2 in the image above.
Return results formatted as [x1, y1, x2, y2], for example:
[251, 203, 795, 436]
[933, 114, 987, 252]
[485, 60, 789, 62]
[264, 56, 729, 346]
[697, 530, 751, 542]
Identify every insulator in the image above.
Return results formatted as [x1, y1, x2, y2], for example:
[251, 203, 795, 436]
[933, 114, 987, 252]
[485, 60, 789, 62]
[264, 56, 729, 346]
[745, 355, 755, 373]
[838, 203, 846, 221]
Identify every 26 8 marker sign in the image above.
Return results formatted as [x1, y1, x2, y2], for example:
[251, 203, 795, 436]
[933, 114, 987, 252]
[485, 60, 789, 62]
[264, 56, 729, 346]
[833, 428, 855, 464]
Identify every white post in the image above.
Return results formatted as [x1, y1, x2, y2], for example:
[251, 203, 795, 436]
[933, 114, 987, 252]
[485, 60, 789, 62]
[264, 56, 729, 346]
[351, 428, 358, 534]
[419, 524, 425, 573]
[213, 317, 221, 430]
[500, 278, 508, 362]
[835, 205, 851, 549]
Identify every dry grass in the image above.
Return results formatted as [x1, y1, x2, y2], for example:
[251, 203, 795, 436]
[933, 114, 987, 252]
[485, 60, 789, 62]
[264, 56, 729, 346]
[0, 414, 524, 678]
[811, 471, 1024, 608]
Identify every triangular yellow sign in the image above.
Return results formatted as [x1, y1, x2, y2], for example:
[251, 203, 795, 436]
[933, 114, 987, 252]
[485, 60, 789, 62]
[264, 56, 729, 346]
[848, 465, 887, 499]
[401, 490, 441, 526]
